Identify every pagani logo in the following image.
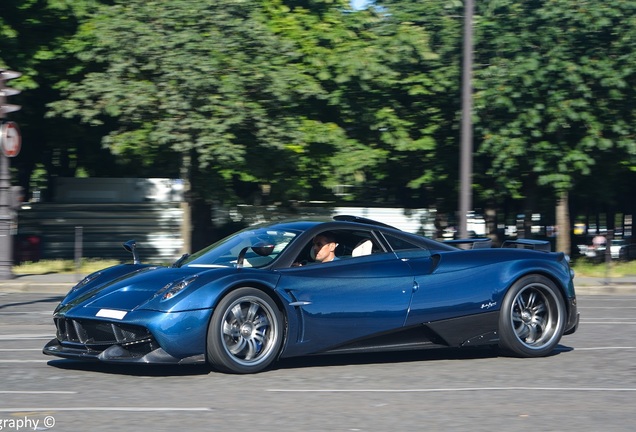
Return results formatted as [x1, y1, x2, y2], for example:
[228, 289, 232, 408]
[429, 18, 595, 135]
[481, 301, 497, 310]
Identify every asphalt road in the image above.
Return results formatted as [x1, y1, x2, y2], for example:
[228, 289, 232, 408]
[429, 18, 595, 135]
[0, 292, 635, 432]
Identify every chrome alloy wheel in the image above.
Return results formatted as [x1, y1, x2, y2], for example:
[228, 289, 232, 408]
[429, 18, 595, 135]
[208, 288, 283, 373]
[499, 275, 566, 357]
[509, 282, 563, 349]
[218, 295, 280, 368]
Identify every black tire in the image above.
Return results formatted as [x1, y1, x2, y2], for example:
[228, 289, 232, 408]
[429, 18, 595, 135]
[207, 287, 283, 374]
[498, 275, 566, 357]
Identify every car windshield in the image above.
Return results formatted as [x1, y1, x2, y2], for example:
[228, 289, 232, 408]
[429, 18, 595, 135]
[180, 227, 300, 269]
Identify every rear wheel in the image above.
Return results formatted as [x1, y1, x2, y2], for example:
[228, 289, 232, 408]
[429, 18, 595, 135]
[498, 275, 565, 357]
[207, 287, 283, 374]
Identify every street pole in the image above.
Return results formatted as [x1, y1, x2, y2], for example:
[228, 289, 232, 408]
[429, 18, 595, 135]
[0, 69, 22, 279]
[0, 152, 12, 279]
[459, 0, 474, 240]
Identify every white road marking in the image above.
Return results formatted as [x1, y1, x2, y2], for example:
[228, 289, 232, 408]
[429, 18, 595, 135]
[0, 311, 51, 315]
[572, 346, 636, 351]
[0, 335, 53, 340]
[580, 321, 636, 324]
[267, 387, 636, 393]
[0, 348, 42, 351]
[0, 407, 211, 412]
[0, 391, 76, 394]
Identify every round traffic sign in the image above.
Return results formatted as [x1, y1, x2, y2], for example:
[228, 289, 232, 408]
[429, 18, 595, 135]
[0, 121, 21, 157]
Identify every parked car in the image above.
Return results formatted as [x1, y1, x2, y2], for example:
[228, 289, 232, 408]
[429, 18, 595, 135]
[577, 243, 606, 263]
[610, 239, 636, 261]
[43, 215, 579, 374]
[578, 238, 635, 262]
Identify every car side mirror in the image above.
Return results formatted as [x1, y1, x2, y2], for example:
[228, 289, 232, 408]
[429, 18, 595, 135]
[252, 242, 276, 257]
[123, 240, 141, 264]
[236, 242, 276, 268]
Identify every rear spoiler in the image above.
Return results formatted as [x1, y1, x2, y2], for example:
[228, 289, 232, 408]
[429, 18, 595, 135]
[444, 238, 493, 249]
[445, 238, 551, 252]
[502, 239, 551, 252]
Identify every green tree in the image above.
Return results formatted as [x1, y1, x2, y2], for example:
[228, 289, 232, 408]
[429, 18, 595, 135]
[50, 1, 367, 201]
[474, 0, 636, 252]
[49, 0, 456, 210]
[351, 0, 465, 210]
[263, 0, 447, 207]
[1, 0, 91, 199]
[9, 0, 634, 254]
[50, 0, 408, 248]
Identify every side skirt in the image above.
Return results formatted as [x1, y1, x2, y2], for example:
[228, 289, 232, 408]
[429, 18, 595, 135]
[320, 311, 500, 355]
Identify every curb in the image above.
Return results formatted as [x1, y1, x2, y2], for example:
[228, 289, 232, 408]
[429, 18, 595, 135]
[0, 283, 75, 295]
[574, 285, 636, 295]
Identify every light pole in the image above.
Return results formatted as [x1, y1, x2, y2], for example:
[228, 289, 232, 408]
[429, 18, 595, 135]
[0, 69, 22, 279]
[458, 0, 474, 239]
[0, 150, 13, 279]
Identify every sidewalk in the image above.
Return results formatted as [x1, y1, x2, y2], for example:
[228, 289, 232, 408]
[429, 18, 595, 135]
[0, 273, 86, 295]
[0, 273, 635, 295]
[572, 275, 636, 295]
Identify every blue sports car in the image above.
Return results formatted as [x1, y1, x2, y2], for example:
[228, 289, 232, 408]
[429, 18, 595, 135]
[43, 215, 579, 374]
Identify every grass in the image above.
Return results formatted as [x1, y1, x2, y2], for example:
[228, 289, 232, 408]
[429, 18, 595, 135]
[13, 259, 122, 275]
[571, 259, 636, 278]
[13, 257, 636, 278]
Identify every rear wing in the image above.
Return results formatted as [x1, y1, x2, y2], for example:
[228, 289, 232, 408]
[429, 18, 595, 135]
[444, 238, 493, 249]
[445, 238, 551, 252]
[502, 239, 551, 252]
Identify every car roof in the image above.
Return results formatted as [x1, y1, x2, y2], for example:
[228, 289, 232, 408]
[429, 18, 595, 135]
[260, 215, 398, 232]
[261, 215, 456, 252]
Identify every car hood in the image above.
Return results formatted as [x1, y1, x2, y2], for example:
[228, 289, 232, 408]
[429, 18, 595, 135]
[55, 265, 224, 316]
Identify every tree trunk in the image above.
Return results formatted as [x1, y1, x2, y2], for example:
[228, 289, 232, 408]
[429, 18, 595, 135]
[556, 190, 571, 254]
[484, 205, 499, 245]
[180, 152, 192, 255]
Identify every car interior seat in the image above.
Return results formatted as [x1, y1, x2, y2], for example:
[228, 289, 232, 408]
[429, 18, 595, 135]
[352, 239, 373, 257]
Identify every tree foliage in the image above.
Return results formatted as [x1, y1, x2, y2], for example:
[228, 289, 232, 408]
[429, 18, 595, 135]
[2, 0, 635, 251]
[474, 0, 636, 200]
[45, 0, 456, 207]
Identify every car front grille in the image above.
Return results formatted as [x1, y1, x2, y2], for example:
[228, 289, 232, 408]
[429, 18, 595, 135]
[54, 317, 153, 350]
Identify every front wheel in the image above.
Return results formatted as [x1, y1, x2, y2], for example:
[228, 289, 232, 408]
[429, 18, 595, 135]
[498, 275, 565, 357]
[207, 287, 283, 374]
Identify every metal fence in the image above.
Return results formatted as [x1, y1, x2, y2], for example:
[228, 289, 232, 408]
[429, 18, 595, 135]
[16, 202, 183, 264]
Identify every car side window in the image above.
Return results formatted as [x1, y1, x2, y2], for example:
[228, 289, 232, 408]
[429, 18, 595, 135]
[383, 234, 421, 251]
[382, 233, 431, 259]
[291, 229, 382, 266]
[344, 232, 383, 258]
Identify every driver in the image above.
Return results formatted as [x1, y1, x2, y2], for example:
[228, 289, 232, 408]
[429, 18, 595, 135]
[311, 231, 339, 263]
[292, 231, 339, 266]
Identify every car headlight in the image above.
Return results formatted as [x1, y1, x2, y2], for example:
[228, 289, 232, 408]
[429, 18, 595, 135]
[158, 275, 198, 301]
